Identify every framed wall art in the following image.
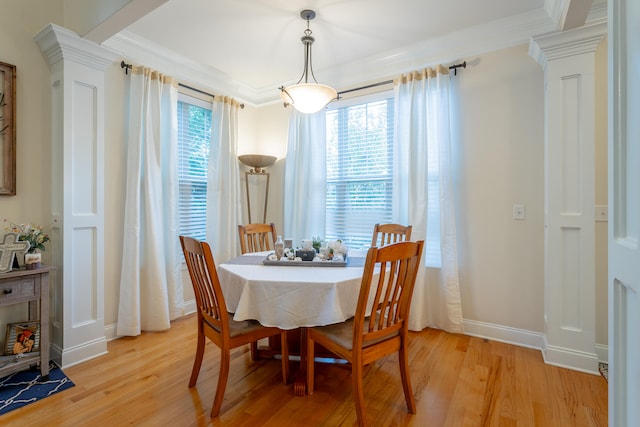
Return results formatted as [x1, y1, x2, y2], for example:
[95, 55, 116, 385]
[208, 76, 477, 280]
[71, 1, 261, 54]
[4, 321, 40, 356]
[0, 61, 16, 196]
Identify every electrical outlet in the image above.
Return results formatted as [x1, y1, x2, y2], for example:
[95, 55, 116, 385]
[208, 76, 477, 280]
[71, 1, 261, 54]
[595, 205, 608, 222]
[513, 204, 526, 220]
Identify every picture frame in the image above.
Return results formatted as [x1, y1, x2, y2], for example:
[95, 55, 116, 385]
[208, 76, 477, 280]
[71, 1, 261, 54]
[0, 61, 16, 196]
[4, 321, 40, 356]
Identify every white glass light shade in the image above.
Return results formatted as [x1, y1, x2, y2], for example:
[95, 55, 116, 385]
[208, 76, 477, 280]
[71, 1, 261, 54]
[281, 83, 337, 114]
[238, 154, 277, 173]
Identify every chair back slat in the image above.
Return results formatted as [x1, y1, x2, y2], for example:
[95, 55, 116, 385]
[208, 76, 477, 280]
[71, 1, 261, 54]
[356, 241, 424, 346]
[371, 223, 413, 247]
[180, 236, 229, 334]
[238, 223, 277, 254]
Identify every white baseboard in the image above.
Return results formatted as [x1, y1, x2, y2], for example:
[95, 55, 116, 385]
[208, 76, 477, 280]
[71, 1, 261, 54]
[463, 319, 604, 375]
[542, 334, 599, 375]
[183, 299, 196, 316]
[52, 337, 108, 369]
[102, 299, 198, 343]
[595, 343, 608, 364]
[99, 313, 608, 374]
[104, 323, 118, 341]
[463, 319, 545, 350]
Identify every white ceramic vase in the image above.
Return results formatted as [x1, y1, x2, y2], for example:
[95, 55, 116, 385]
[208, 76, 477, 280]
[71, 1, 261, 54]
[24, 252, 41, 270]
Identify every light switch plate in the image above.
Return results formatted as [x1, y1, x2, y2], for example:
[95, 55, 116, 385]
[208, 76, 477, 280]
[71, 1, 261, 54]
[595, 205, 608, 222]
[513, 204, 525, 220]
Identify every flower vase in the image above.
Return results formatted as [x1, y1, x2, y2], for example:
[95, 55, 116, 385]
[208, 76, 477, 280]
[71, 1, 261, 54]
[24, 252, 41, 270]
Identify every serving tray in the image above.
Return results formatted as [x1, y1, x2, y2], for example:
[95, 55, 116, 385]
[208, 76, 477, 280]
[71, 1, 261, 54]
[262, 254, 347, 267]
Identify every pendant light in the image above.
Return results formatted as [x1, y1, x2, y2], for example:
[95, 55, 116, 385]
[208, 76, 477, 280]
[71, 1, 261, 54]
[279, 10, 337, 114]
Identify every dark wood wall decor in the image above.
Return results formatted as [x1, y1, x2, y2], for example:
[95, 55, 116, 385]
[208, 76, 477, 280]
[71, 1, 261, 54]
[0, 61, 16, 195]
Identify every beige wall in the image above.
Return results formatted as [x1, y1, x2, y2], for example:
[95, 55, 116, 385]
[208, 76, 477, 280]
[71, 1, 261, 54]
[0, 2, 608, 350]
[103, 63, 128, 328]
[0, 0, 62, 332]
[0, 1, 62, 229]
[250, 103, 289, 234]
[453, 45, 546, 332]
[594, 37, 608, 347]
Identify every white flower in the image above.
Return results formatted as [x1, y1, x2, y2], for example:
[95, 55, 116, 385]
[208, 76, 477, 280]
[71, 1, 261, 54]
[328, 239, 348, 255]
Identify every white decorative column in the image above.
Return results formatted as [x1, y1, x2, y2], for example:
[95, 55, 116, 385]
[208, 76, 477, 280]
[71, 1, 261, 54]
[529, 21, 606, 373]
[34, 24, 118, 367]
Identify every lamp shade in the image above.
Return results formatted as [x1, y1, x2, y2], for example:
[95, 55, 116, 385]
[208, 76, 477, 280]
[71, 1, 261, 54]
[238, 154, 277, 173]
[280, 83, 337, 114]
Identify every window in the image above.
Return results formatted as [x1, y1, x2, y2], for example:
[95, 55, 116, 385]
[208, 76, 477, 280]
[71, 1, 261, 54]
[325, 92, 442, 267]
[325, 94, 394, 249]
[177, 93, 213, 242]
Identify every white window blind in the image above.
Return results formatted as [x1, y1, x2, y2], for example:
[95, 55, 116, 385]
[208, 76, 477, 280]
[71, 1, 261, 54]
[325, 96, 394, 249]
[177, 94, 213, 242]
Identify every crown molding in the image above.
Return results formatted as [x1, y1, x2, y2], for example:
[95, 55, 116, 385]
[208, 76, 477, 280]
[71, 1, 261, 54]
[544, 0, 604, 30]
[103, 30, 262, 107]
[528, 21, 607, 69]
[545, 0, 566, 28]
[587, 0, 608, 23]
[103, 4, 606, 107]
[34, 23, 120, 70]
[317, 8, 557, 95]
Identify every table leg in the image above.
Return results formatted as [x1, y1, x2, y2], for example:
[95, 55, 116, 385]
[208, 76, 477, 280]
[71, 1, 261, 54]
[257, 327, 321, 396]
[293, 327, 308, 396]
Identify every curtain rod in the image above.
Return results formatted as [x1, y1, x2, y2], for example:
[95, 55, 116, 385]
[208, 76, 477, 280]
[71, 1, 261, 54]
[122, 59, 466, 106]
[120, 61, 244, 109]
[337, 61, 467, 97]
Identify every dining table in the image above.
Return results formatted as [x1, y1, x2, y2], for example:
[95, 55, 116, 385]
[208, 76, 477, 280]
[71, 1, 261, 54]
[218, 249, 369, 395]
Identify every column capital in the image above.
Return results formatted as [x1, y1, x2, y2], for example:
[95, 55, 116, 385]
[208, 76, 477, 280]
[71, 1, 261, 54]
[34, 23, 119, 71]
[529, 21, 606, 69]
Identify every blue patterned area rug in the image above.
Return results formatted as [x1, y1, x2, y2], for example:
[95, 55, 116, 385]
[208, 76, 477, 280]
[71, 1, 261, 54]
[0, 362, 74, 415]
[599, 362, 608, 382]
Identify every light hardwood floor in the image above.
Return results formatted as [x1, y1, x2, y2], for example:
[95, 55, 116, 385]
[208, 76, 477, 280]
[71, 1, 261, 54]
[2, 314, 607, 426]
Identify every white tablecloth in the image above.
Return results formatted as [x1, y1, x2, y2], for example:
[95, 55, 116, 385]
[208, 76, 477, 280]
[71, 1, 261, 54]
[218, 251, 368, 330]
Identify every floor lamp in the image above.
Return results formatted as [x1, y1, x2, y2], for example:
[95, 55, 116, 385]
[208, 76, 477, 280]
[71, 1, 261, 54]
[238, 154, 277, 223]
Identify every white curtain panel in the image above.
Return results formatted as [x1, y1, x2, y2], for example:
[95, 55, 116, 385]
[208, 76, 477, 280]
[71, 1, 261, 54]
[206, 96, 243, 263]
[394, 67, 464, 333]
[284, 110, 327, 246]
[117, 67, 184, 336]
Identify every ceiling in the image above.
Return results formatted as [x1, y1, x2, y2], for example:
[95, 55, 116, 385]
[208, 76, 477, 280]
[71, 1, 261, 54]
[93, 0, 603, 106]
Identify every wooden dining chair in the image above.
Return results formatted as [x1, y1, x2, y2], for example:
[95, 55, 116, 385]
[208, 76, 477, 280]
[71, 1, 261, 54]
[180, 235, 289, 418]
[371, 223, 413, 247]
[237, 223, 278, 359]
[238, 223, 277, 254]
[306, 240, 424, 427]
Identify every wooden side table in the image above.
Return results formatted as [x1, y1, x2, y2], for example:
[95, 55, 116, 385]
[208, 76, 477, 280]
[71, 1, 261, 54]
[0, 266, 53, 379]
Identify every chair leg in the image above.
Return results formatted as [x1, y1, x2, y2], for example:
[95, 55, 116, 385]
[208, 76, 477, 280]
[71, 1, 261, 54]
[352, 360, 368, 427]
[280, 331, 289, 384]
[189, 329, 206, 388]
[399, 335, 416, 413]
[210, 349, 231, 418]
[306, 333, 315, 394]
[250, 340, 258, 361]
